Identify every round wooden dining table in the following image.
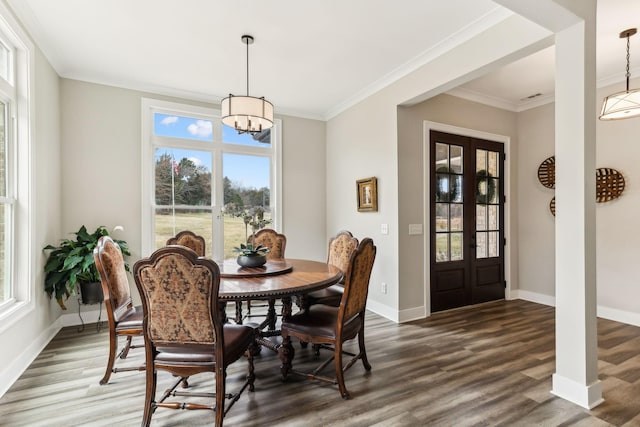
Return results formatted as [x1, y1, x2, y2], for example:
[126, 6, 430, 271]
[216, 258, 342, 352]
[217, 258, 342, 301]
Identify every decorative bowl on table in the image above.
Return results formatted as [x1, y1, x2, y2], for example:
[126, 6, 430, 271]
[234, 243, 269, 268]
[236, 253, 267, 268]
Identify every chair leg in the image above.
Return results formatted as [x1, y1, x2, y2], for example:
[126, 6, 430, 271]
[358, 328, 371, 371]
[99, 332, 118, 385]
[334, 341, 350, 399]
[142, 362, 157, 427]
[119, 336, 133, 359]
[215, 365, 225, 427]
[247, 341, 256, 392]
[279, 335, 294, 380]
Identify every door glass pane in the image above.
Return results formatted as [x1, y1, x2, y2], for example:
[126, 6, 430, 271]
[476, 232, 487, 259]
[223, 124, 271, 147]
[476, 149, 487, 172]
[436, 174, 450, 202]
[476, 205, 487, 231]
[223, 153, 271, 259]
[488, 205, 498, 230]
[451, 233, 463, 261]
[450, 204, 463, 231]
[435, 234, 449, 262]
[451, 175, 463, 203]
[488, 151, 499, 177]
[154, 113, 213, 142]
[489, 178, 499, 204]
[488, 231, 499, 257]
[435, 203, 449, 232]
[450, 145, 463, 174]
[435, 143, 449, 169]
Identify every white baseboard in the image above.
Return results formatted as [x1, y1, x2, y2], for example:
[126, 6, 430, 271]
[511, 289, 556, 307]
[513, 289, 640, 328]
[0, 318, 62, 398]
[366, 299, 399, 323]
[398, 305, 427, 323]
[596, 305, 640, 328]
[552, 374, 604, 409]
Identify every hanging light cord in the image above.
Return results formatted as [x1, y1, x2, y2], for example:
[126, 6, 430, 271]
[625, 33, 631, 92]
[246, 37, 250, 96]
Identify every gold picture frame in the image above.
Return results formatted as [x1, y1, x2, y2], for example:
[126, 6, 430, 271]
[356, 177, 378, 212]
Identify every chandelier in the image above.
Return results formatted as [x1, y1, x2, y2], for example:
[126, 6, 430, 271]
[221, 35, 274, 134]
[600, 28, 640, 120]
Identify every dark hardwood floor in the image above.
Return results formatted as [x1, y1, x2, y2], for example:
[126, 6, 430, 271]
[2, 300, 640, 426]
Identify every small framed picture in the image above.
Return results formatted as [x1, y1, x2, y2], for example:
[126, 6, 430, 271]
[356, 177, 378, 212]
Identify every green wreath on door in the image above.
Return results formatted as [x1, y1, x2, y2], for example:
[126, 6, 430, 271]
[476, 170, 496, 204]
[435, 166, 460, 202]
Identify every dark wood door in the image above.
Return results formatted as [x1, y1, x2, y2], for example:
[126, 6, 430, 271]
[430, 130, 505, 312]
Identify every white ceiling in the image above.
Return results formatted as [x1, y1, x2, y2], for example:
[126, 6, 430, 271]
[6, 0, 640, 119]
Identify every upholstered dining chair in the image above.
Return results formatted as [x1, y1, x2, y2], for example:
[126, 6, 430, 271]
[166, 230, 206, 256]
[239, 229, 287, 326]
[279, 238, 376, 399]
[93, 236, 144, 385]
[133, 245, 257, 427]
[301, 230, 359, 309]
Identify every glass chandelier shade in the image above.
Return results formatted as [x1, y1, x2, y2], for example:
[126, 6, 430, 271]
[600, 28, 640, 120]
[221, 35, 274, 134]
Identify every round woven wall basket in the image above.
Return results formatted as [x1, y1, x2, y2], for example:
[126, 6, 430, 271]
[537, 156, 555, 189]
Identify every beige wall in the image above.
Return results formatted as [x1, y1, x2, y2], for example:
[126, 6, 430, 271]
[398, 93, 518, 313]
[517, 76, 640, 322]
[516, 103, 556, 298]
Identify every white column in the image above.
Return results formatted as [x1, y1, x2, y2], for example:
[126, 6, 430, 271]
[551, 5, 601, 409]
[494, 0, 601, 409]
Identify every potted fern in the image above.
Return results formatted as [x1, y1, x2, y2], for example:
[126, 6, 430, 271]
[44, 225, 130, 309]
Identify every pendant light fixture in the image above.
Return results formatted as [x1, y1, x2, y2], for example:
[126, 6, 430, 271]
[221, 35, 274, 134]
[600, 28, 640, 120]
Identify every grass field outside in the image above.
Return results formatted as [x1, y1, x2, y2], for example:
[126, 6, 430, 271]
[155, 211, 271, 259]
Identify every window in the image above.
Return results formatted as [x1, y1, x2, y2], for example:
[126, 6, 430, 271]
[0, 4, 33, 323]
[142, 99, 281, 261]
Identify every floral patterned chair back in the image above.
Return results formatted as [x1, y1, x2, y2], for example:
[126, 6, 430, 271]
[248, 229, 286, 260]
[134, 245, 220, 345]
[166, 230, 206, 257]
[327, 231, 359, 278]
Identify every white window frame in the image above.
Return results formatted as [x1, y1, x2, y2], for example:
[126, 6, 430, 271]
[0, 2, 34, 329]
[141, 98, 282, 261]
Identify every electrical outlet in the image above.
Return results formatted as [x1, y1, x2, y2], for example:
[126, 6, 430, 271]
[381, 282, 387, 294]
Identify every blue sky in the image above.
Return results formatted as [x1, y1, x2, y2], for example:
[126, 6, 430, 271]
[154, 113, 270, 189]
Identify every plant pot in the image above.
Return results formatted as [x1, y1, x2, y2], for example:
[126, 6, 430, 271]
[80, 281, 104, 305]
[237, 254, 267, 268]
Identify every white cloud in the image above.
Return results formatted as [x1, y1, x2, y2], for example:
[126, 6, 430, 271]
[187, 120, 213, 137]
[161, 116, 178, 125]
[188, 157, 203, 167]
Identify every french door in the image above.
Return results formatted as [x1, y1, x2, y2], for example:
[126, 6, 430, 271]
[430, 130, 505, 312]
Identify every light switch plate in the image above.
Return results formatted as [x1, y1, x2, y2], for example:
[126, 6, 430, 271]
[408, 224, 423, 235]
[381, 224, 389, 235]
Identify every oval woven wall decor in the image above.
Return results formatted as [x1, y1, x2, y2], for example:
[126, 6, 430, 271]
[537, 156, 555, 189]
[596, 168, 625, 203]
[549, 197, 555, 216]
